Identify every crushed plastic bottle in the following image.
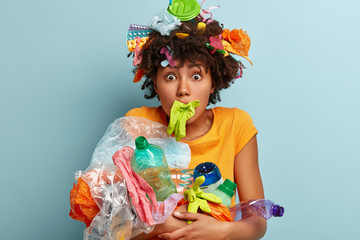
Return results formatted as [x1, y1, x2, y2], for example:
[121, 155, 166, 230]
[230, 199, 284, 221]
[131, 136, 177, 201]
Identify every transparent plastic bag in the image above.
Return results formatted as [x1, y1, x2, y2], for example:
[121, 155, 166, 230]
[79, 163, 154, 240]
[91, 117, 190, 166]
[91, 117, 193, 193]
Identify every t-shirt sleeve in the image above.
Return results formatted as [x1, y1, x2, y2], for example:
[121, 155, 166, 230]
[234, 109, 258, 155]
[124, 108, 146, 118]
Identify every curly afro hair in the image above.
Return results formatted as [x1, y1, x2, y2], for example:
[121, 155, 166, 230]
[133, 16, 244, 105]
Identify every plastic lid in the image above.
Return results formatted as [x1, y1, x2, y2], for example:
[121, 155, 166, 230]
[216, 179, 237, 198]
[167, 0, 201, 21]
[272, 204, 285, 217]
[193, 162, 222, 186]
[135, 136, 148, 149]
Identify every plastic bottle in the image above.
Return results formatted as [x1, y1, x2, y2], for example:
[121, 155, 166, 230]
[131, 136, 177, 201]
[212, 179, 237, 207]
[230, 199, 284, 221]
[193, 162, 223, 193]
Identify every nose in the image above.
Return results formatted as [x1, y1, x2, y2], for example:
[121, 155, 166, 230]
[176, 79, 190, 97]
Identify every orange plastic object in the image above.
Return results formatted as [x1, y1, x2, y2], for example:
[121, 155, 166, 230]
[133, 68, 145, 83]
[127, 37, 149, 52]
[69, 169, 124, 226]
[176, 199, 232, 222]
[175, 33, 189, 39]
[69, 177, 100, 227]
[222, 28, 253, 65]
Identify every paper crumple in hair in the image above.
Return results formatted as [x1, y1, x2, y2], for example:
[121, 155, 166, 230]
[160, 46, 177, 67]
[149, 9, 181, 36]
[167, 100, 200, 141]
[222, 28, 253, 65]
[112, 146, 158, 226]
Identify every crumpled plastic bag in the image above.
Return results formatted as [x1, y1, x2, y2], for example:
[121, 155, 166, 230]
[91, 117, 191, 169]
[70, 117, 194, 239]
[152, 193, 184, 225]
[91, 117, 193, 193]
[72, 163, 152, 240]
[69, 176, 100, 227]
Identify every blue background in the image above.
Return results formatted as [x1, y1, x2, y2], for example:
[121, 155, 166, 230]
[1, 0, 359, 239]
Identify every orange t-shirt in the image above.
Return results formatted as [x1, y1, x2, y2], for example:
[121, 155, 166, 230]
[125, 106, 258, 204]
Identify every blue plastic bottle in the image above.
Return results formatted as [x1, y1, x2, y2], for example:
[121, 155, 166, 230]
[193, 162, 223, 193]
[131, 136, 177, 201]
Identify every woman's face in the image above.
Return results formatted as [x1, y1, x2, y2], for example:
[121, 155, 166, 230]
[154, 60, 215, 124]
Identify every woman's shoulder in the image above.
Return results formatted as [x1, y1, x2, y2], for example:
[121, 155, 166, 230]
[213, 106, 253, 121]
[125, 106, 167, 125]
[125, 106, 157, 117]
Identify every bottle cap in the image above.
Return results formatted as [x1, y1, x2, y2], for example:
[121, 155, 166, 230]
[272, 204, 285, 217]
[167, 0, 201, 21]
[193, 162, 222, 186]
[217, 179, 237, 198]
[135, 136, 149, 149]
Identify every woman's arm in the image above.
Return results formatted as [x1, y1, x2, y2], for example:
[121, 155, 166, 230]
[157, 135, 267, 240]
[227, 135, 267, 239]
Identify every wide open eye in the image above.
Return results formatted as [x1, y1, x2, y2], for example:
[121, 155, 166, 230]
[166, 74, 176, 81]
[192, 74, 202, 81]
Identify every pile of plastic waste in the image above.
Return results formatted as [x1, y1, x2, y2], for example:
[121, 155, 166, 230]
[69, 117, 284, 240]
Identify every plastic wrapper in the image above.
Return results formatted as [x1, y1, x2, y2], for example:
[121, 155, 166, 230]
[91, 117, 193, 193]
[91, 117, 190, 166]
[152, 193, 184, 225]
[77, 163, 154, 240]
[69, 176, 100, 227]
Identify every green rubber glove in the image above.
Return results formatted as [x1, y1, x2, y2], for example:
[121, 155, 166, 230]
[183, 176, 222, 224]
[167, 100, 200, 141]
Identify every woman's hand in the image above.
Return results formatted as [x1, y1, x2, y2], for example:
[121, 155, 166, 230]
[158, 211, 231, 240]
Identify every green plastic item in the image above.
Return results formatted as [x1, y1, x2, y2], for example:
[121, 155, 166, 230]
[131, 136, 177, 201]
[212, 179, 237, 207]
[183, 176, 222, 224]
[167, 0, 201, 21]
[167, 100, 200, 141]
[217, 179, 237, 198]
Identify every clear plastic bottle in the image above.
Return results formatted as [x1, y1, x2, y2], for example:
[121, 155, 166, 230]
[230, 199, 284, 221]
[131, 136, 177, 201]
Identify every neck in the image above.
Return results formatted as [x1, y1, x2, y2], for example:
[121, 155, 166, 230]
[182, 109, 214, 141]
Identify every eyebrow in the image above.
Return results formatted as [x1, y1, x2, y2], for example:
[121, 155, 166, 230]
[161, 62, 205, 71]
